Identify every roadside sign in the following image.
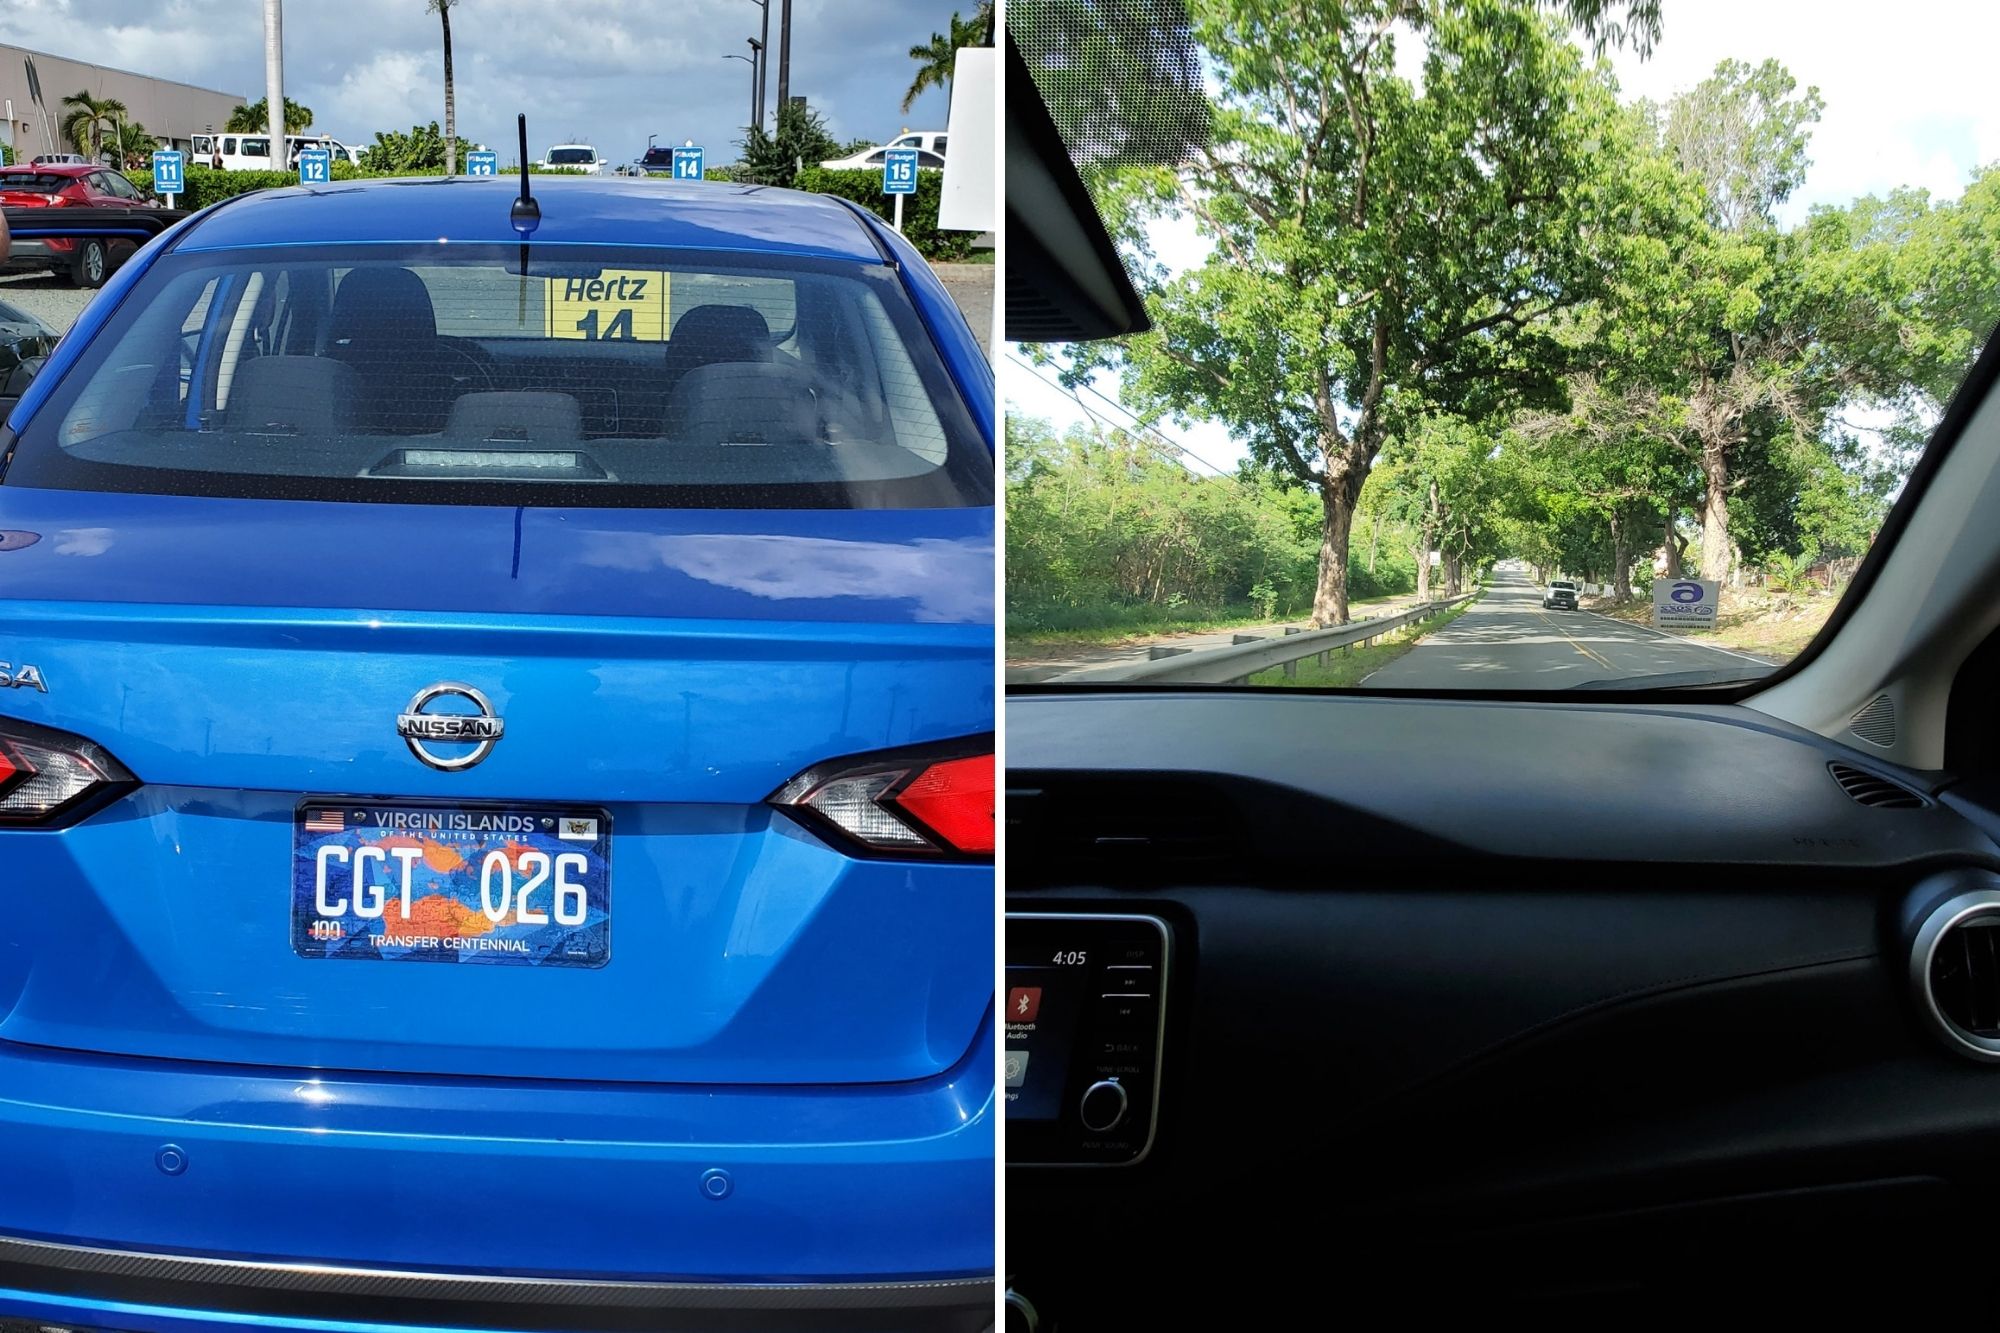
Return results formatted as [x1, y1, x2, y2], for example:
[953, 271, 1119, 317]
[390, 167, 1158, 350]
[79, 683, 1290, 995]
[296, 148, 331, 185]
[466, 149, 499, 177]
[1652, 577, 1720, 632]
[151, 149, 184, 198]
[882, 148, 919, 195]
[542, 269, 672, 342]
[672, 145, 704, 180]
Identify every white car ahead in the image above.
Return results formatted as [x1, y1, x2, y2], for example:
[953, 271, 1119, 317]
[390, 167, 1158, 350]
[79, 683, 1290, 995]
[819, 144, 947, 172]
[537, 144, 610, 174]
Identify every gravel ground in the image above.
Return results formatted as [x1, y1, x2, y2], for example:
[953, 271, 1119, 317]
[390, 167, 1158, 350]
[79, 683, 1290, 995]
[0, 271, 95, 335]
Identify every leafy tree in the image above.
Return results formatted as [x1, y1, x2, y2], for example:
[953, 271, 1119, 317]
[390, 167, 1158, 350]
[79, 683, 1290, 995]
[902, 4, 993, 114]
[1106, 0, 1660, 625]
[59, 91, 128, 160]
[226, 97, 314, 135]
[736, 100, 843, 189]
[1653, 59, 1824, 234]
[427, 1, 460, 176]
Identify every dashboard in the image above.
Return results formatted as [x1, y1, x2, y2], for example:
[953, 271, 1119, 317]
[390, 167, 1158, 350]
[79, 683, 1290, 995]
[1004, 690, 2000, 1319]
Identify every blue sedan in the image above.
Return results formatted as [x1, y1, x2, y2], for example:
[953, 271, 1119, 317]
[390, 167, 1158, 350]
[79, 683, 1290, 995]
[0, 175, 994, 1330]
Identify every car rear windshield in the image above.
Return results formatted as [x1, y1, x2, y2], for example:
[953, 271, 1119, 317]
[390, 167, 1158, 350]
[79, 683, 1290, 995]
[4, 244, 991, 509]
[0, 173, 69, 193]
[548, 149, 595, 164]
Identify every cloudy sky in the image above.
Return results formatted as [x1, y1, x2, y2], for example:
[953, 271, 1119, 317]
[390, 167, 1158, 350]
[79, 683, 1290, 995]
[0, 0, 969, 161]
[1010, 0, 2000, 473]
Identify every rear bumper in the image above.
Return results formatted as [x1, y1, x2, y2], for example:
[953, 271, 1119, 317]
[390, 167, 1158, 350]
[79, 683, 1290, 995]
[0, 1239, 991, 1332]
[0, 1026, 994, 1329]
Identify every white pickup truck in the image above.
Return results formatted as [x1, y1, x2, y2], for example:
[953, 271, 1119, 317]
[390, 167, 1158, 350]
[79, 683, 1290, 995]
[1542, 579, 1580, 611]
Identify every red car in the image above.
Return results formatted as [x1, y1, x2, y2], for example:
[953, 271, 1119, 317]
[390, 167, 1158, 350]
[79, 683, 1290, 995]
[0, 163, 159, 288]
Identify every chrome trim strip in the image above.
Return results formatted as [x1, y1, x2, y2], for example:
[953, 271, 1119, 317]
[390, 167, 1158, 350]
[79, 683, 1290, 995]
[0, 1232, 993, 1312]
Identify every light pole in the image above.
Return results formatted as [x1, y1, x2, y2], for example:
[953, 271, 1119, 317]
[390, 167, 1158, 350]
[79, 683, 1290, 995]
[723, 50, 757, 135]
[775, 0, 791, 121]
[262, 0, 285, 172]
[746, 0, 769, 134]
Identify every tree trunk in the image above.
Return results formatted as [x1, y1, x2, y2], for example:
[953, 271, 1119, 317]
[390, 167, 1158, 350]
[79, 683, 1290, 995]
[1699, 442, 1732, 582]
[1610, 509, 1632, 601]
[1366, 510, 1382, 575]
[1410, 477, 1439, 604]
[1443, 550, 1462, 596]
[1310, 460, 1366, 628]
[440, 5, 456, 175]
[1663, 508, 1682, 578]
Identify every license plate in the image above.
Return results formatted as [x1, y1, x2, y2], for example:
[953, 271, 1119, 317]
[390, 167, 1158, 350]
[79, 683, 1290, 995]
[291, 801, 611, 967]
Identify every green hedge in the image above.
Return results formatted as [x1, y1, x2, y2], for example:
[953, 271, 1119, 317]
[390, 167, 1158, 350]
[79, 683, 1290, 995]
[123, 164, 982, 264]
[790, 168, 975, 262]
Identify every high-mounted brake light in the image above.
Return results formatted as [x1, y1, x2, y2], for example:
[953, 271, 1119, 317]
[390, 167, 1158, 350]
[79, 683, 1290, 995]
[771, 738, 994, 859]
[0, 717, 136, 827]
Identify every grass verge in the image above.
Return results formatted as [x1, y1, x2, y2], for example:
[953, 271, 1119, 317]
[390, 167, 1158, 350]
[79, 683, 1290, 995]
[1584, 587, 1839, 663]
[1244, 591, 1482, 688]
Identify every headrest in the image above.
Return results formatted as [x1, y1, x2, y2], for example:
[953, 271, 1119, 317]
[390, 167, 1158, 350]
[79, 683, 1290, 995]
[445, 391, 583, 441]
[329, 267, 437, 347]
[224, 356, 362, 433]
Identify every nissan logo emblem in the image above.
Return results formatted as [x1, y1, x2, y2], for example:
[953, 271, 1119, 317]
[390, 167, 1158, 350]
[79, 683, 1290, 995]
[396, 682, 504, 771]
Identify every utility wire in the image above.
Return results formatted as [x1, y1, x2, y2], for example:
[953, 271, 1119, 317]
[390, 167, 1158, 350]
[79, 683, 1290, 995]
[1005, 352, 1238, 480]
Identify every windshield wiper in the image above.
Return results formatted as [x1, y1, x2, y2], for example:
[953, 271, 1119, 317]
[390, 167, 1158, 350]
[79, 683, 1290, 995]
[1566, 665, 1776, 691]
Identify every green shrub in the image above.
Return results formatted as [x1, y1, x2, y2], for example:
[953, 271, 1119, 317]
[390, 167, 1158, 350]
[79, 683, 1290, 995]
[791, 167, 976, 263]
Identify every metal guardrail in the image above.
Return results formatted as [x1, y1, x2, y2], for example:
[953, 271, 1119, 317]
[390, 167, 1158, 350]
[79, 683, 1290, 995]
[1051, 592, 1478, 684]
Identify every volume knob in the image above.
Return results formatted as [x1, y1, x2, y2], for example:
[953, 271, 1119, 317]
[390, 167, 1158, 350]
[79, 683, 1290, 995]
[1079, 1079, 1129, 1133]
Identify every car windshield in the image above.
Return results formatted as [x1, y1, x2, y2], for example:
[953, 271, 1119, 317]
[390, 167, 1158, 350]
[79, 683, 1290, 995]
[7, 244, 991, 509]
[548, 148, 595, 164]
[0, 173, 71, 193]
[1004, 1, 2000, 692]
[641, 148, 674, 166]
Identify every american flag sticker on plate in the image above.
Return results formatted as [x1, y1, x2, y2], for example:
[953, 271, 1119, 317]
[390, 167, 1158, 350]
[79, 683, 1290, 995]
[303, 809, 345, 833]
[557, 816, 599, 841]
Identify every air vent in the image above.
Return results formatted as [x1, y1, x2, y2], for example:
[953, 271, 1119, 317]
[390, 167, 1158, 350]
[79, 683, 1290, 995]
[1828, 762, 1925, 809]
[1849, 694, 1897, 747]
[1931, 918, 2000, 1037]
[1911, 883, 2000, 1062]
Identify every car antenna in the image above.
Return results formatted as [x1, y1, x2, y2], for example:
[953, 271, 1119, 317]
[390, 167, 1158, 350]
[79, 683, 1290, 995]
[511, 113, 540, 235]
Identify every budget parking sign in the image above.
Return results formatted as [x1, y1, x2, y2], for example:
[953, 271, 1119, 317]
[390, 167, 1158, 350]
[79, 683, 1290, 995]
[297, 149, 332, 185]
[466, 150, 498, 177]
[882, 148, 919, 195]
[152, 149, 184, 198]
[672, 146, 704, 180]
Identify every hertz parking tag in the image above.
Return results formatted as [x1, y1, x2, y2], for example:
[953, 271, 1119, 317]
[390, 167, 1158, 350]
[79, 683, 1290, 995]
[543, 270, 671, 341]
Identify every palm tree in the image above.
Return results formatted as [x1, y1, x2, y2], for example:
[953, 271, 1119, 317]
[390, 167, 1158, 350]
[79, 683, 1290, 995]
[900, 5, 992, 115]
[226, 98, 314, 135]
[59, 91, 128, 161]
[106, 121, 157, 170]
[427, 0, 459, 173]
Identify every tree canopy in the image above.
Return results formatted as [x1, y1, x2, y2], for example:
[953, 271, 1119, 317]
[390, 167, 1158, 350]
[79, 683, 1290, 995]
[1013, 0, 2000, 636]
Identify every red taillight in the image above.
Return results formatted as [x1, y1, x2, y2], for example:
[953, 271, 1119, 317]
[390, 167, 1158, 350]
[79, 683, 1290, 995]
[771, 740, 994, 859]
[0, 718, 135, 827]
[891, 754, 995, 854]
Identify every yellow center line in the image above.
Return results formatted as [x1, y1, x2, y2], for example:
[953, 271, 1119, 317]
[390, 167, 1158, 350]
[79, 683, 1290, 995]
[1539, 610, 1616, 669]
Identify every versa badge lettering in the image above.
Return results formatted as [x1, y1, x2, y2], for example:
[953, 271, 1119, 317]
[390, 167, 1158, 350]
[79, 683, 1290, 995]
[0, 663, 47, 692]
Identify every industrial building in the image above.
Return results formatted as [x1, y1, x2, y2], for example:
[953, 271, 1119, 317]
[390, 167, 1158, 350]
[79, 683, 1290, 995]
[0, 42, 243, 161]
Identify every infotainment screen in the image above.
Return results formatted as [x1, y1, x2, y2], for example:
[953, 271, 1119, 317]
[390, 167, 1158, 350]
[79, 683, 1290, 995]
[1005, 913, 1170, 1166]
[1004, 963, 1082, 1121]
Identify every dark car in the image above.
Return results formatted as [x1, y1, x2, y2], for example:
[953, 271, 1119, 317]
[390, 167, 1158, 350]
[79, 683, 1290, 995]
[1542, 578, 1579, 610]
[0, 163, 159, 287]
[0, 296, 57, 413]
[632, 145, 677, 175]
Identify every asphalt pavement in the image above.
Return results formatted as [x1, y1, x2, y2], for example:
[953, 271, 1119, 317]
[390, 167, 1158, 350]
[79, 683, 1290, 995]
[1364, 570, 1775, 689]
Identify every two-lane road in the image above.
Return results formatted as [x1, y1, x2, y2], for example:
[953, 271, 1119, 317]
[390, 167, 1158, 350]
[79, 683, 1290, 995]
[1366, 570, 1774, 688]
